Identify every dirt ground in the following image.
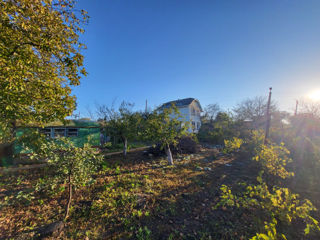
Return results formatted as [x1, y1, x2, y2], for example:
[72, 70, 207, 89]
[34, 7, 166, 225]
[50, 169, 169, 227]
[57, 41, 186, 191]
[0, 147, 318, 239]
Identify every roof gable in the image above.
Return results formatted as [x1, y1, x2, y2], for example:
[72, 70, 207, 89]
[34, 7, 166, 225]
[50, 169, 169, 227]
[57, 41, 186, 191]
[190, 100, 203, 111]
[159, 98, 203, 111]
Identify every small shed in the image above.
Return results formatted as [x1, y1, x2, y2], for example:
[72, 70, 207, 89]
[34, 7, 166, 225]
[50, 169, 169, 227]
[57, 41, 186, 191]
[15, 119, 101, 154]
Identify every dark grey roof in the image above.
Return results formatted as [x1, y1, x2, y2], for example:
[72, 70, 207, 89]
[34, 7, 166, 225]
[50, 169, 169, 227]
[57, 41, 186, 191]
[159, 98, 202, 110]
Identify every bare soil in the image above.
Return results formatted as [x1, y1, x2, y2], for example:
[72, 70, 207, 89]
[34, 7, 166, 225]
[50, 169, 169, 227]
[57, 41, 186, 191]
[0, 148, 318, 239]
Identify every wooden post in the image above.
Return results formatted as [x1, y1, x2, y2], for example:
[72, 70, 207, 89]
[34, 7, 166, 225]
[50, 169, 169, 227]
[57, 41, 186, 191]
[294, 100, 298, 116]
[264, 87, 272, 144]
[145, 99, 148, 113]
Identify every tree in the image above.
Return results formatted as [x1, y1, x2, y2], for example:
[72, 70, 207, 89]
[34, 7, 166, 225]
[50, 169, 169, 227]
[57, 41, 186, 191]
[215, 111, 231, 123]
[97, 101, 140, 157]
[203, 103, 221, 123]
[298, 99, 320, 118]
[32, 137, 102, 220]
[198, 111, 237, 144]
[144, 106, 189, 165]
[233, 96, 277, 128]
[0, 1, 88, 147]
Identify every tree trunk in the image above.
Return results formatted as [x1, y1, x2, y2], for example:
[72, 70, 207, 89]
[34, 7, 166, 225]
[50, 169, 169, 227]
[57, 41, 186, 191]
[0, 143, 14, 167]
[123, 137, 127, 157]
[7, 121, 16, 165]
[64, 175, 72, 220]
[166, 144, 174, 165]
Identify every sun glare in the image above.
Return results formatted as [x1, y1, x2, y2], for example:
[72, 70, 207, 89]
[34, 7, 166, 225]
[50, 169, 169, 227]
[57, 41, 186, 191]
[307, 89, 320, 101]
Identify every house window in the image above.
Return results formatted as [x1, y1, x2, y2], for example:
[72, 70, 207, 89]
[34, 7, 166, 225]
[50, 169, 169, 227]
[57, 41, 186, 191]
[67, 128, 78, 137]
[40, 128, 51, 137]
[191, 108, 196, 116]
[192, 121, 196, 129]
[197, 122, 201, 130]
[54, 128, 66, 137]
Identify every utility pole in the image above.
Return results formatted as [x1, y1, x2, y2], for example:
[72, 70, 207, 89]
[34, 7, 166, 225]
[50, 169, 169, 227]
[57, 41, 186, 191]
[264, 87, 272, 144]
[294, 100, 298, 116]
[145, 99, 148, 113]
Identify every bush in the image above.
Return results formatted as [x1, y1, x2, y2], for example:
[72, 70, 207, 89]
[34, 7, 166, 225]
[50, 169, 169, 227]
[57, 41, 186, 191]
[243, 129, 265, 155]
[147, 136, 200, 156]
[253, 143, 294, 180]
[215, 175, 320, 239]
[214, 138, 320, 239]
[176, 136, 200, 154]
[223, 137, 244, 154]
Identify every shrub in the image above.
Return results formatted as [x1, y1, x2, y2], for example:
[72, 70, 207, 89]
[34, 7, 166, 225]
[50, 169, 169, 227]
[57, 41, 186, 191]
[147, 136, 200, 156]
[214, 139, 320, 239]
[215, 174, 320, 239]
[243, 129, 265, 155]
[253, 143, 294, 180]
[223, 137, 244, 154]
[176, 136, 200, 154]
[250, 219, 286, 240]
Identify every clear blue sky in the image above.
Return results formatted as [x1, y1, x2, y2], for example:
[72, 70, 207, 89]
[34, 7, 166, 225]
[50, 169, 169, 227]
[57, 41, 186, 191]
[73, 0, 320, 117]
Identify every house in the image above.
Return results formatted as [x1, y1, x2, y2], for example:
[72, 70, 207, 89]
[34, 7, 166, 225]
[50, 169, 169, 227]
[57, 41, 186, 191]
[159, 98, 203, 133]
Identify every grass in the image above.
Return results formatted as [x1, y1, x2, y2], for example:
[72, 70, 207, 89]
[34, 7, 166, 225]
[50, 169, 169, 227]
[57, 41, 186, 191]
[0, 148, 319, 239]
